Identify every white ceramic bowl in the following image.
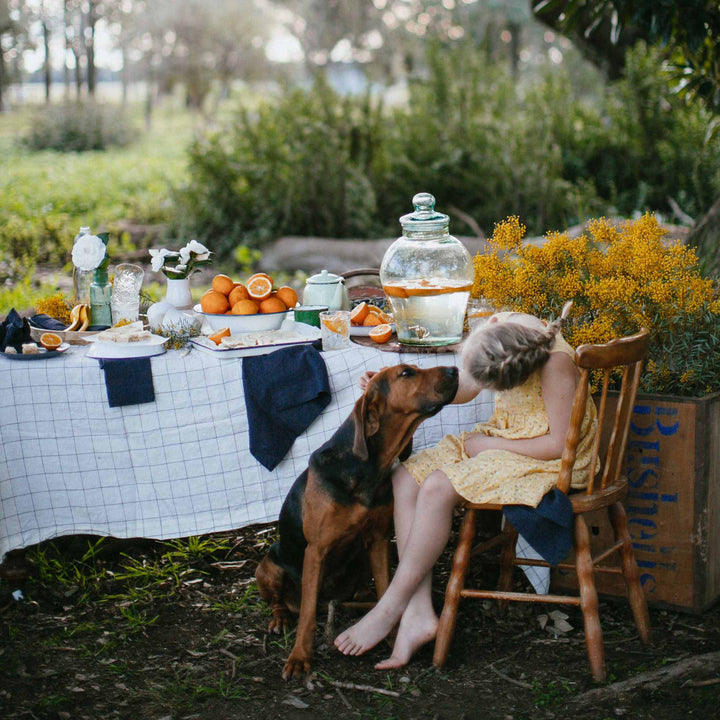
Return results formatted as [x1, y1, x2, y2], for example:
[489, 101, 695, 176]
[193, 304, 292, 334]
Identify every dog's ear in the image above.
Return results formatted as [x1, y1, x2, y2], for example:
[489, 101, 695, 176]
[352, 384, 383, 461]
[398, 437, 413, 462]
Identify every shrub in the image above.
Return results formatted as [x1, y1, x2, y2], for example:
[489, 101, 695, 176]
[23, 102, 137, 152]
[472, 214, 720, 397]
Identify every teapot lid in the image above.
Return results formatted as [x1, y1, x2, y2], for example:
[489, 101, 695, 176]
[399, 193, 449, 233]
[306, 269, 342, 284]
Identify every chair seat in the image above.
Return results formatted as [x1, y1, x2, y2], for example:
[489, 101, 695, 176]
[569, 478, 628, 513]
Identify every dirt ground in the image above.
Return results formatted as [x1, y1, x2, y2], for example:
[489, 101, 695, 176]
[1, 523, 719, 720]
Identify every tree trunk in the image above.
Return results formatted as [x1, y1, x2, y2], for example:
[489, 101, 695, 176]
[0, 50, 5, 113]
[85, 3, 97, 97]
[63, 0, 71, 98]
[42, 16, 51, 103]
[686, 193, 720, 274]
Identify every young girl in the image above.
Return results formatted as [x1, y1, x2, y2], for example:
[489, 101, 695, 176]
[334, 304, 598, 669]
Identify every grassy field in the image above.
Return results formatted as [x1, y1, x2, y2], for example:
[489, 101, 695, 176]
[0, 100, 199, 314]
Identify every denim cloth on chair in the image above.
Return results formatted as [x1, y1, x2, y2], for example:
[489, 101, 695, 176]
[98, 358, 155, 408]
[242, 343, 331, 471]
[503, 488, 574, 567]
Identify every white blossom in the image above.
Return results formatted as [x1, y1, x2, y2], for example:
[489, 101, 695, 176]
[72, 234, 106, 271]
[180, 240, 210, 263]
[149, 248, 172, 273]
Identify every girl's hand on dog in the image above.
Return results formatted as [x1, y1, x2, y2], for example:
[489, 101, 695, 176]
[358, 370, 378, 391]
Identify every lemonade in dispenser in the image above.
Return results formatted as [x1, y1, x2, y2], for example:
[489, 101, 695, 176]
[380, 193, 473, 346]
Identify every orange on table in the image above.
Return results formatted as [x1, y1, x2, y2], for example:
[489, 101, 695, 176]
[209, 327, 231, 345]
[275, 286, 298, 309]
[247, 274, 273, 301]
[369, 324, 393, 344]
[212, 274, 235, 296]
[259, 296, 287, 314]
[39, 332, 62, 350]
[247, 272, 273, 284]
[350, 302, 369, 326]
[231, 299, 260, 315]
[377, 310, 394, 323]
[201, 290, 230, 314]
[362, 313, 382, 327]
[228, 284, 250, 306]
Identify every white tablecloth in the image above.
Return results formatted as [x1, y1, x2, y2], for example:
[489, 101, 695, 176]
[0, 341, 493, 559]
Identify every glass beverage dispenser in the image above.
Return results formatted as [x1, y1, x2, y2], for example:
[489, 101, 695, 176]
[380, 193, 473, 346]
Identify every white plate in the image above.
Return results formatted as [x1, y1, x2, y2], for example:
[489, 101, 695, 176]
[2, 343, 70, 361]
[85, 334, 169, 359]
[350, 323, 396, 337]
[191, 323, 321, 358]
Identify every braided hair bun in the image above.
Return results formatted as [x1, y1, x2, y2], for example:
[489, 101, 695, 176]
[462, 302, 573, 391]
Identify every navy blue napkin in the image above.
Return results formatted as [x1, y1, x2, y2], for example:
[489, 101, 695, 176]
[98, 358, 155, 408]
[503, 488, 574, 566]
[1, 309, 31, 353]
[242, 344, 331, 471]
[29, 314, 67, 331]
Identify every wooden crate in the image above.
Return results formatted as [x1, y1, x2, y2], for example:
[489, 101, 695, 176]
[553, 390, 720, 612]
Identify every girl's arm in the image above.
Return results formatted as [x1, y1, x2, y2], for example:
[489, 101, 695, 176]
[463, 352, 579, 461]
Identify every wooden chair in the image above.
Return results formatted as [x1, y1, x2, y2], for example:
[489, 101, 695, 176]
[433, 329, 652, 682]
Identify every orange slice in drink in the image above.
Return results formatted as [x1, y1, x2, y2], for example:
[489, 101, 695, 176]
[369, 324, 393, 344]
[350, 302, 369, 326]
[322, 315, 347, 334]
[209, 327, 231, 345]
[247, 274, 273, 301]
[40, 332, 62, 350]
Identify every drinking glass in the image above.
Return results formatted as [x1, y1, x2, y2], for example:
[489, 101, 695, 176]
[466, 297, 495, 332]
[111, 264, 145, 325]
[319, 310, 351, 351]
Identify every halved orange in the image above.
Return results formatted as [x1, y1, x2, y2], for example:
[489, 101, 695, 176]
[350, 302, 369, 326]
[322, 314, 348, 334]
[247, 274, 273, 301]
[362, 313, 382, 327]
[209, 327, 231, 345]
[369, 323, 393, 344]
[40, 332, 62, 350]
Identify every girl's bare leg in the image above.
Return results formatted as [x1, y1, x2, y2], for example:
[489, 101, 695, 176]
[335, 470, 461, 657]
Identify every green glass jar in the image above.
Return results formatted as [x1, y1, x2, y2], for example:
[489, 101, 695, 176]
[90, 267, 112, 328]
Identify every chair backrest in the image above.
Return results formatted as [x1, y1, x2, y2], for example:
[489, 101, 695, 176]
[556, 329, 650, 495]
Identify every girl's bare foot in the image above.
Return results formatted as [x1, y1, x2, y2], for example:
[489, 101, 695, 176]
[334, 605, 399, 656]
[374, 609, 438, 670]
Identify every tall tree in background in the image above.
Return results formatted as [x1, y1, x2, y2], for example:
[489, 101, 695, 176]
[532, 0, 720, 271]
[0, 0, 29, 111]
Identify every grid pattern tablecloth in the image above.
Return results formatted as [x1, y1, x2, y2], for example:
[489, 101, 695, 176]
[0, 342, 493, 559]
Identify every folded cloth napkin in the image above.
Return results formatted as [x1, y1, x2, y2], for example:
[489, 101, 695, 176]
[98, 358, 155, 408]
[29, 313, 68, 331]
[503, 488, 574, 566]
[0, 309, 32, 353]
[242, 344, 331, 471]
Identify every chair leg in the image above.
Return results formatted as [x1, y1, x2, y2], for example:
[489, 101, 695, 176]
[497, 521, 518, 611]
[609, 502, 652, 643]
[575, 514, 605, 682]
[433, 508, 477, 668]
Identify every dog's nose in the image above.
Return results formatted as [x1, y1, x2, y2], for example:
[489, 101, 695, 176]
[442, 367, 459, 381]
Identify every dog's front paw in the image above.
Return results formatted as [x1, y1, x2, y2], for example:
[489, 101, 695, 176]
[268, 607, 294, 634]
[281, 653, 312, 680]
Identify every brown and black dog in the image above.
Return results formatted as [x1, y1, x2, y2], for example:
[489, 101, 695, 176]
[255, 363, 459, 679]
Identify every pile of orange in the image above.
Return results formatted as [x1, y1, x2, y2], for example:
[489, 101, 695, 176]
[350, 302, 394, 344]
[200, 273, 299, 316]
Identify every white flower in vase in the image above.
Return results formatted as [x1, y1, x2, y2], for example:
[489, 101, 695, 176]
[72, 234, 107, 271]
[149, 240, 213, 279]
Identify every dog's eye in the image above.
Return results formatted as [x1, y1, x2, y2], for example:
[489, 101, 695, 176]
[400, 367, 415, 378]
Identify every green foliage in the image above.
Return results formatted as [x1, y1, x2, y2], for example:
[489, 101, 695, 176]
[23, 102, 136, 152]
[178, 41, 720, 261]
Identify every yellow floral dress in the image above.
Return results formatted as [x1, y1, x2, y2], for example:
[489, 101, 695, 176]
[403, 320, 598, 507]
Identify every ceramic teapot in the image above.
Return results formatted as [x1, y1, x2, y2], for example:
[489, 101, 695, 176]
[302, 270, 351, 311]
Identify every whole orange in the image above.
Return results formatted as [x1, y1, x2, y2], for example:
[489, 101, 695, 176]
[212, 274, 235, 296]
[259, 296, 287, 314]
[201, 290, 230, 314]
[275, 286, 298, 309]
[231, 299, 260, 315]
[228, 284, 250, 306]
